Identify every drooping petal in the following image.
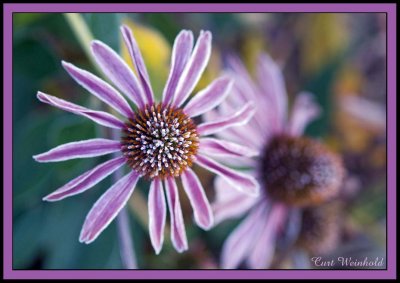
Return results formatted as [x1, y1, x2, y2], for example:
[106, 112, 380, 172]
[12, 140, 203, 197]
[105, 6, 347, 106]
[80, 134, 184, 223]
[227, 56, 269, 116]
[196, 154, 259, 197]
[165, 177, 188, 253]
[228, 69, 272, 133]
[199, 138, 259, 158]
[33, 138, 121, 162]
[197, 102, 256, 136]
[339, 95, 386, 129]
[181, 168, 213, 230]
[212, 176, 260, 225]
[148, 178, 167, 254]
[162, 30, 194, 105]
[247, 204, 287, 269]
[37, 92, 125, 129]
[256, 53, 288, 131]
[62, 61, 134, 118]
[287, 92, 321, 136]
[221, 204, 266, 269]
[184, 76, 233, 117]
[208, 155, 257, 169]
[120, 25, 154, 105]
[43, 156, 125, 201]
[173, 31, 212, 107]
[79, 170, 140, 244]
[91, 40, 147, 109]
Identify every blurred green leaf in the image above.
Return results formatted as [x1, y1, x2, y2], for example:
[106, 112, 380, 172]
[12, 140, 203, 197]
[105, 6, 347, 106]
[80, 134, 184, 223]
[13, 112, 58, 216]
[204, 219, 241, 256]
[13, 206, 43, 268]
[141, 14, 180, 44]
[75, 222, 121, 269]
[82, 13, 122, 52]
[13, 13, 49, 29]
[41, 199, 84, 269]
[303, 56, 344, 137]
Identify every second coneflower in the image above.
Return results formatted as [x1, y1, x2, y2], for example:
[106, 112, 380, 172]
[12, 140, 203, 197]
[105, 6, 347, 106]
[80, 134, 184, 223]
[34, 25, 259, 254]
[209, 54, 345, 269]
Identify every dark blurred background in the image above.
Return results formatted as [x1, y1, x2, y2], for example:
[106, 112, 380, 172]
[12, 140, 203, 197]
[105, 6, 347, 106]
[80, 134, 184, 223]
[13, 13, 386, 269]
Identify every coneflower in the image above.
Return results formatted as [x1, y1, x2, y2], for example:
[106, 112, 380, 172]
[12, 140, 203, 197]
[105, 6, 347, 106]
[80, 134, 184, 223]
[209, 54, 345, 269]
[34, 25, 259, 254]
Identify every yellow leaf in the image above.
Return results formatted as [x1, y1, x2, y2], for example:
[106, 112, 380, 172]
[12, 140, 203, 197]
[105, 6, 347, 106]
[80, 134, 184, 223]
[299, 14, 349, 75]
[240, 31, 267, 77]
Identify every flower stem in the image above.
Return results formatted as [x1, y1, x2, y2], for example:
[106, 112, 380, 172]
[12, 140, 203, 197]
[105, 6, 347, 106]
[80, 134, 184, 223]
[112, 129, 137, 269]
[116, 202, 138, 269]
[65, 13, 139, 268]
[63, 14, 96, 68]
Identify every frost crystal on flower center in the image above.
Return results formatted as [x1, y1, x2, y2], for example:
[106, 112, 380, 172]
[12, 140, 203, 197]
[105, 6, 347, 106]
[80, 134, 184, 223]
[121, 103, 199, 179]
[261, 135, 344, 206]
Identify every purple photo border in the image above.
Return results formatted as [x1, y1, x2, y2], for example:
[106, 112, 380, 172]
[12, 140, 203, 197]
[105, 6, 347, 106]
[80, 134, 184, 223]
[3, 3, 396, 280]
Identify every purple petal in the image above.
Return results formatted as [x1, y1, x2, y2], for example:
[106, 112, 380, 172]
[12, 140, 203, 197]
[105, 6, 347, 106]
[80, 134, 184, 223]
[256, 53, 288, 131]
[229, 72, 272, 133]
[184, 76, 233, 117]
[91, 40, 147, 109]
[62, 61, 134, 118]
[247, 204, 287, 269]
[228, 55, 282, 135]
[212, 176, 259, 225]
[33, 138, 121, 162]
[165, 177, 188, 253]
[202, 109, 264, 150]
[148, 178, 167, 254]
[37, 92, 125, 129]
[162, 30, 194, 105]
[181, 168, 213, 230]
[220, 125, 265, 150]
[287, 92, 321, 136]
[173, 31, 212, 107]
[120, 25, 154, 105]
[199, 138, 258, 158]
[79, 171, 140, 243]
[196, 154, 259, 197]
[228, 55, 265, 105]
[197, 102, 256, 136]
[221, 204, 266, 269]
[43, 156, 125, 201]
